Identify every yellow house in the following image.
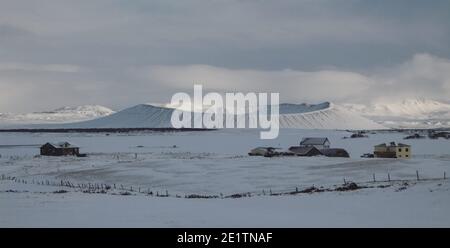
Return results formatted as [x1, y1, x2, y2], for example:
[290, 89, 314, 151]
[374, 142, 411, 159]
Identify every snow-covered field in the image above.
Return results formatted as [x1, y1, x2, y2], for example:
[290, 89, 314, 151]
[0, 129, 449, 227]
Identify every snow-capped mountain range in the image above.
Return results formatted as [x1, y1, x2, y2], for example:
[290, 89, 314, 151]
[2, 98, 450, 129]
[343, 99, 450, 119]
[25, 102, 385, 130]
[343, 98, 450, 128]
[0, 105, 115, 126]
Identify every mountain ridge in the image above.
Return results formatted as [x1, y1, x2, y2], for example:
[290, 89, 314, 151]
[0, 105, 115, 125]
[38, 102, 385, 130]
[343, 98, 450, 128]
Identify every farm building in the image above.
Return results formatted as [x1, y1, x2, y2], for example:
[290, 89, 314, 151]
[248, 147, 279, 156]
[320, 148, 350, 158]
[350, 132, 368, 138]
[374, 142, 411, 159]
[40, 142, 80, 156]
[299, 137, 330, 149]
[288, 146, 322, 157]
[404, 133, 425, 139]
[428, 131, 450, 139]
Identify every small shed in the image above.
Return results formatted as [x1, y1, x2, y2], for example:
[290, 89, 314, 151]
[40, 142, 80, 156]
[288, 146, 322, 157]
[300, 137, 330, 149]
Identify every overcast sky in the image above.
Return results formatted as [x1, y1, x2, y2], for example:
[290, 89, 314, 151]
[1, 0, 450, 113]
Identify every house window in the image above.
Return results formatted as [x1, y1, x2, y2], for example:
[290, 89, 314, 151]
[406, 155, 409, 157]
[406, 148, 409, 152]
[398, 148, 402, 152]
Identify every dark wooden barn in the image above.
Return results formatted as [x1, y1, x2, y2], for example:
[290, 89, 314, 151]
[40, 142, 80, 156]
[319, 148, 350, 158]
[288, 146, 322, 157]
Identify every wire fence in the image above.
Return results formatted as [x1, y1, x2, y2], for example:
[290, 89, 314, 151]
[0, 170, 448, 199]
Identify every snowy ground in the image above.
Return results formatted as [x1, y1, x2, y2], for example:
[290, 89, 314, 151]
[1, 179, 449, 227]
[0, 129, 449, 227]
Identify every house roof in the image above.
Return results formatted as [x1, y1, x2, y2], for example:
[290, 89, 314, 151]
[300, 137, 329, 145]
[374, 143, 387, 147]
[374, 142, 410, 148]
[319, 148, 350, 157]
[288, 146, 322, 155]
[397, 143, 411, 147]
[253, 147, 281, 150]
[44, 142, 79, 149]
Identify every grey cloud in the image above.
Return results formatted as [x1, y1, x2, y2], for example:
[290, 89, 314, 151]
[0, 63, 81, 73]
[0, 1, 449, 112]
[0, 23, 34, 45]
[0, 0, 448, 68]
[140, 53, 450, 104]
[367, 54, 450, 102]
[1, 53, 450, 113]
[0, 24, 30, 37]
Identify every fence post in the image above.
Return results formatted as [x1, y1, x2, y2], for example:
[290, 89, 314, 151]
[416, 170, 420, 181]
[444, 172, 446, 180]
[388, 173, 391, 182]
[343, 178, 346, 184]
[373, 173, 376, 182]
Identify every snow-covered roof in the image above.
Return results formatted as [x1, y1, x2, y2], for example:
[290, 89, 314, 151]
[252, 147, 280, 151]
[300, 137, 329, 145]
[319, 148, 350, 157]
[45, 142, 79, 148]
[375, 142, 410, 148]
[375, 143, 387, 147]
[289, 146, 321, 155]
[397, 143, 411, 147]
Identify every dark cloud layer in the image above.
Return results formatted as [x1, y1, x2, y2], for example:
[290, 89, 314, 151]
[0, 0, 449, 112]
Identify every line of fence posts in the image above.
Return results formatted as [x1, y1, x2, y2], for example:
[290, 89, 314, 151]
[2, 170, 449, 199]
[0, 175, 147, 193]
[369, 171, 448, 183]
